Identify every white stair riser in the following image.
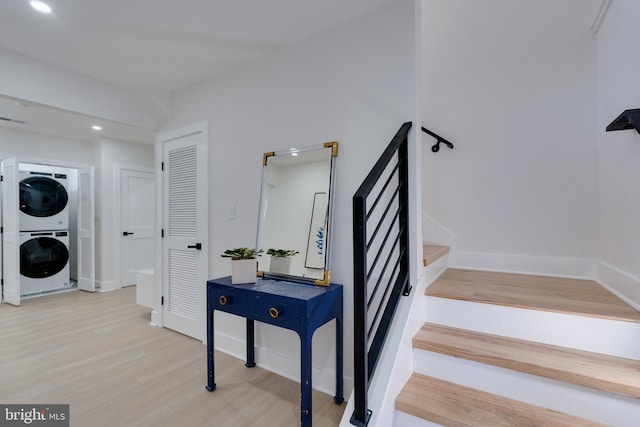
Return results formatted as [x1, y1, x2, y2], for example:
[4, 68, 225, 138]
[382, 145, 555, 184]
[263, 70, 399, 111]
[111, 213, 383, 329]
[394, 410, 441, 427]
[412, 349, 639, 427]
[425, 296, 640, 360]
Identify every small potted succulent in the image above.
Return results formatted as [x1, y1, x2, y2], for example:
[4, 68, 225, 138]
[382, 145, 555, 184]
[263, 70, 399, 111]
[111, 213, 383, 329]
[267, 248, 299, 275]
[221, 247, 263, 284]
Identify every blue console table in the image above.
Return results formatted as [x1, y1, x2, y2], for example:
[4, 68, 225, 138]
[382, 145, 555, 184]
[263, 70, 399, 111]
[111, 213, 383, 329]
[206, 276, 343, 427]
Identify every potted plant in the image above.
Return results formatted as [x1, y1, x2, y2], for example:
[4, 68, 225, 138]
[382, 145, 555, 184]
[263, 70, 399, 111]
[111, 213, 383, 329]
[266, 248, 299, 275]
[221, 247, 263, 284]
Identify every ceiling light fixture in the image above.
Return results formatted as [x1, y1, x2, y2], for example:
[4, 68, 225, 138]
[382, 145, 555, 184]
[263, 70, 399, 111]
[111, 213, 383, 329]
[30, 1, 52, 14]
[92, 125, 102, 131]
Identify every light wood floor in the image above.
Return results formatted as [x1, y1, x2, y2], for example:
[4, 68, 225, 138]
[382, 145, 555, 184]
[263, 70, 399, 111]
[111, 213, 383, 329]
[0, 287, 345, 426]
[427, 268, 640, 322]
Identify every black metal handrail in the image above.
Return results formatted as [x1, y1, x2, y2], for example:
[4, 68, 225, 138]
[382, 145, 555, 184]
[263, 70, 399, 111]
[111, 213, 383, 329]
[422, 126, 454, 152]
[351, 122, 412, 426]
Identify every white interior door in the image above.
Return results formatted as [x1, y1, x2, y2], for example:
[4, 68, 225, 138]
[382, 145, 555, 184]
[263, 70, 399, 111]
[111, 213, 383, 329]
[0, 165, 3, 301]
[77, 167, 95, 292]
[2, 157, 20, 305]
[121, 169, 154, 286]
[159, 125, 208, 340]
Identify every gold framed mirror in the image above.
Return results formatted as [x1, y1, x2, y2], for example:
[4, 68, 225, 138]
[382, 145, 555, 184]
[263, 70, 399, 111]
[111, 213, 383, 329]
[256, 141, 338, 285]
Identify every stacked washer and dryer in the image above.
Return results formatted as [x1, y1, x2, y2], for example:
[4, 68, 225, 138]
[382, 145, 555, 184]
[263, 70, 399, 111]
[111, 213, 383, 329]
[19, 169, 72, 296]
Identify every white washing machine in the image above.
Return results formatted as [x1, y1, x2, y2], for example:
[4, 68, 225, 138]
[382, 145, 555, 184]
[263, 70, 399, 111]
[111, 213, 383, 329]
[20, 230, 71, 296]
[19, 170, 69, 231]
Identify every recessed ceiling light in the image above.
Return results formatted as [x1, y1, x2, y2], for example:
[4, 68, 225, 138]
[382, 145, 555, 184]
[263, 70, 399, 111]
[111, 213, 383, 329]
[92, 125, 102, 131]
[30, 1, 52, 14]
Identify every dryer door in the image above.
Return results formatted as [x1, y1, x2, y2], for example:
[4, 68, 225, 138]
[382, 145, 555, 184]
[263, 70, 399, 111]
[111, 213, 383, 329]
[20, 236, 70, 279]
[20, 176, 69, 218]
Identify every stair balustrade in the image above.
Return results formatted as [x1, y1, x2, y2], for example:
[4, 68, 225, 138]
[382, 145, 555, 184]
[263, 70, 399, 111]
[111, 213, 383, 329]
[351, 122, 412, 426]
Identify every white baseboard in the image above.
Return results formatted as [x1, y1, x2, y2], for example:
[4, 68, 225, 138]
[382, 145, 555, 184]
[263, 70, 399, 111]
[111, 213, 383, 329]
[450, 250, 596, 280]
[213, 330, 349, 398]
[445, 250, 640, 313]
[422, 213, 456, 250]
[149, 310, 160, 327]
[96, 280, 119, 292]
[596, 262, 640, 311]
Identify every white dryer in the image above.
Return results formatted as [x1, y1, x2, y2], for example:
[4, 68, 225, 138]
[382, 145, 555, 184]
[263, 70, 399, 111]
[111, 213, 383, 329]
[20, 230, 71, 296]
[19, 170, 69, 231]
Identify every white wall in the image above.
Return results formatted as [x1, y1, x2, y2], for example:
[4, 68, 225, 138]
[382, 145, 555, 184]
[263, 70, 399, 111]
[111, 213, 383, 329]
[92, 139, 154, 290]
[166, 0, 416, 394]
[595, 0, 640, 305]
[0, 127, 92, 164]
[0, 47, 159, 130]
[422, 0, 600, 271]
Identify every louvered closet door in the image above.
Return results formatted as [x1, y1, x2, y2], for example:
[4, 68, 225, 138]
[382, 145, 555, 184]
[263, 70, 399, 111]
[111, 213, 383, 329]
[162, 132, 208, 340]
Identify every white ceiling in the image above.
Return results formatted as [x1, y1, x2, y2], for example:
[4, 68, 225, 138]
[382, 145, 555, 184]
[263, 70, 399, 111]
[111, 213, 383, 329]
[0, 0, 399, 143]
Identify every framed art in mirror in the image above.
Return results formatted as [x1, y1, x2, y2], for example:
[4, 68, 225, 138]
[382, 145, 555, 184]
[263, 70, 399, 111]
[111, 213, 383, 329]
[256, 141, 338, 286]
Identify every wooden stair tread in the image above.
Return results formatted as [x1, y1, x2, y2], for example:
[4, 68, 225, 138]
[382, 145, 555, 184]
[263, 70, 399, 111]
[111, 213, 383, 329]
[426, 268, 640, 323]
[423, 244, 449, 266]
[396, 373, 607, 427]
[415, 323, 640, 399]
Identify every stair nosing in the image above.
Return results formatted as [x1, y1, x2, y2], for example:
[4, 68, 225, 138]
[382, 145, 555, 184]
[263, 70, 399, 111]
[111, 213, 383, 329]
[425, 268, 640, 324]
[414, 322, 640, 399]
[396, 373, 608, 427]
[423, 244, 449, 267]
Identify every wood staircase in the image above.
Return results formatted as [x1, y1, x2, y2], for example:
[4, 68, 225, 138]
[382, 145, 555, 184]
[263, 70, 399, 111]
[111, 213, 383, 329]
[394, 247, 640, 426]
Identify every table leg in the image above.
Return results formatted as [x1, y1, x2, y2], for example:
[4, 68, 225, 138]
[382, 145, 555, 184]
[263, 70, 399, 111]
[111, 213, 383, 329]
[300, 331, 313, 427]
[206, 308, 216, 391]
[245, 318, 256, 368]
[334, 315, 344, 404]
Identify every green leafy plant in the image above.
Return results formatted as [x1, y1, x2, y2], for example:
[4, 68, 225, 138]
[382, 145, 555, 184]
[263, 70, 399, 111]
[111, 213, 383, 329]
[221, 247, 264, 260]
[267, 248, 300, 258]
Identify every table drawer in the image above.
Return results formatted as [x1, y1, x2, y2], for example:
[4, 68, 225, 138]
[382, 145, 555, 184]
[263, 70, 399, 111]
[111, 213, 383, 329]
[251, 301, 301, 329]
[210, 288, 256, 316]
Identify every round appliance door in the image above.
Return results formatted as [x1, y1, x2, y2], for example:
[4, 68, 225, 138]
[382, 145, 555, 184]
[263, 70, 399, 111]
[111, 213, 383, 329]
[20, 237, 70, 279]
[20, 176, 69, 218]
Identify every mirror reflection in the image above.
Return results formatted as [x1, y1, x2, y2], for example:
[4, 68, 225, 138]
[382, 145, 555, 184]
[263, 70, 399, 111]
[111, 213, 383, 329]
[257, 142, 337, 285]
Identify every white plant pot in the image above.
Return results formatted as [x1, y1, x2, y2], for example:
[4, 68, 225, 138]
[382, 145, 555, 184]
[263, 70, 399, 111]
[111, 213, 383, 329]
[269, 256, 292, 275]
[231, 259, 257, 284]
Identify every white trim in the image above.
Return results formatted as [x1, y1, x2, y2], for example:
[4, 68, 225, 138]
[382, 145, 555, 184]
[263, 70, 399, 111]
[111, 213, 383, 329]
[591, 0, 613, 33]
[95, 279, 118, 292]
[595, 261, 640, 311]
[7, 156, 92, 171]
[440, 248, 640, 311]
[450, 250, 597, 280]
[422, 213, 456, 250]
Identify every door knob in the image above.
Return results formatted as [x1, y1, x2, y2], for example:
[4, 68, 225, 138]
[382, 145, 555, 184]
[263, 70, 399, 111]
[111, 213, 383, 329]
[187, 243, 202, 250]
[123, 231, 135, 236]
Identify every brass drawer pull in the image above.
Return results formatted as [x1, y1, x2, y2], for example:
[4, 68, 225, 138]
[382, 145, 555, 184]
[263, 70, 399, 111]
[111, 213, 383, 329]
[269, 307, 280, 319]
[219, 295, 228, 306]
